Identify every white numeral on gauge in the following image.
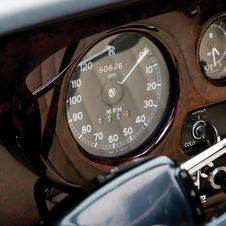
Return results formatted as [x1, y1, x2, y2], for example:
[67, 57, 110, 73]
[144, 99, 153, 108]
[147, 82, 156, 91]
[82, 125, 92, 134]
[94, 132, 103, 141]
[123, 127, 133, 136]
[68, 95, 82, 105]
[135, 115, 145, 123]
[71, 79, 81, 88]
[73, 112, 83, 121]
[108, 134, 118, 143]
[80, 62, 92, 71]
[146, 66, 153, 74]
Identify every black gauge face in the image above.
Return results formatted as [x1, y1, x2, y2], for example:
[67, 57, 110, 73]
[199, 19, 226, 79]
[66, 32, 171, 158]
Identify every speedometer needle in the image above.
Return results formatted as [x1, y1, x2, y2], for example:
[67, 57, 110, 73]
[117, 49, 149, 85]
[212, 47, 220, 67]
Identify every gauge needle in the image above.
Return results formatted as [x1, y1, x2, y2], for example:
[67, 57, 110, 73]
[212, 47, 220, 67]
[117, 49, 149, 85]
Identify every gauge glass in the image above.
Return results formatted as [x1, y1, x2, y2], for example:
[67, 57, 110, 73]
[199, 19, 226, 79]
[66, 32, 171, 158]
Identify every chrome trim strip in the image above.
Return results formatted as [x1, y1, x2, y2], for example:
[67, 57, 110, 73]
[181, 138, 226, 175]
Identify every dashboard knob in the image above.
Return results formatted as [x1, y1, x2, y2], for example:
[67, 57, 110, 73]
[214, 170, 226, 193]
[192, 120, 220, 146]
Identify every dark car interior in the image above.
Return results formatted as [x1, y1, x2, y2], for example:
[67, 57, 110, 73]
[2, 0, 226, 225]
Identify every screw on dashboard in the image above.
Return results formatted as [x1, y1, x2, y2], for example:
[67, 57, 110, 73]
[187, 6, 200, 17]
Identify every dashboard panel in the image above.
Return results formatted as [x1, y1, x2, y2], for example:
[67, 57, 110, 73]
[2, 0, 226, 225]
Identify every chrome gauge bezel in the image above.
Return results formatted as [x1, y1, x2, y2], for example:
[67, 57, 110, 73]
[62, 26, 178, 163]
[198, 15, 226, 83]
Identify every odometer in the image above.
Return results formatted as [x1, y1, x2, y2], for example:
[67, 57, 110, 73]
[66, 31, 172, 158]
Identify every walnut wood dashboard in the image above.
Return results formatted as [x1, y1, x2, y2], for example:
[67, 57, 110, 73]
[1, 0, 226, 225]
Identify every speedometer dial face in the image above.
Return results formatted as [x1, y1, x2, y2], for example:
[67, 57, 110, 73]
[66, 32, 171, 158]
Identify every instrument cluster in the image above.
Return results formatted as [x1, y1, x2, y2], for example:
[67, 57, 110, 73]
[4, 5, 226, 207]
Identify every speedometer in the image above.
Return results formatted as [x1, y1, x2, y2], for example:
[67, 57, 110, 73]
[66, 31, 172, 158]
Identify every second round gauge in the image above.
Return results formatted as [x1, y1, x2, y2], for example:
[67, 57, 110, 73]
[199, 19, 226, 79]
[66, 31, 171, 158]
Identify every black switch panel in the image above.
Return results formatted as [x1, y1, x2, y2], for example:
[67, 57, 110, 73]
[181, 101, 226, 156]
